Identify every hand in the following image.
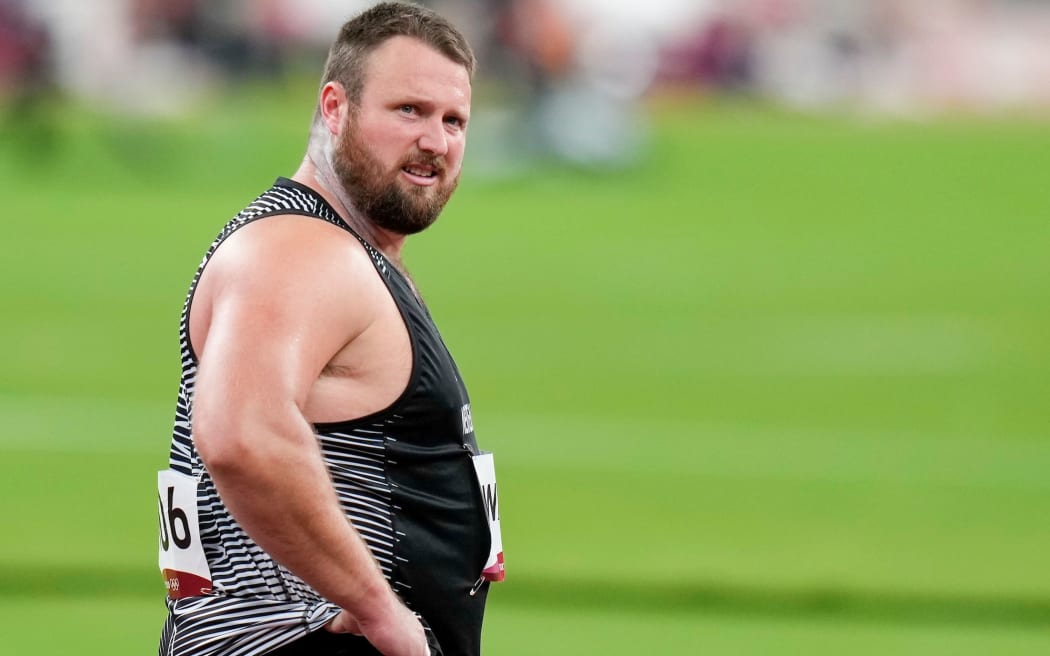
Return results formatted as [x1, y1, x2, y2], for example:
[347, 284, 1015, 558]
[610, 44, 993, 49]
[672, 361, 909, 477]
[325, 603, 429, 656]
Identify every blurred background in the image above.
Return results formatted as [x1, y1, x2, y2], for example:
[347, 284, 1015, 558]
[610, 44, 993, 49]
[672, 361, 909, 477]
[2, 0, 1049, 654]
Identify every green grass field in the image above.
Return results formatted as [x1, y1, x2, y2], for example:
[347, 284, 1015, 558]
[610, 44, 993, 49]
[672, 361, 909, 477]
[2, 83, 1049, 654]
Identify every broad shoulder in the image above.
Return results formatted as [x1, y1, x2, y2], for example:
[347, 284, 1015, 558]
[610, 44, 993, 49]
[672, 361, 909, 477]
[206, 213, 385, 299]
[212, 213, 373, 279]
[193, 213, 387, 345]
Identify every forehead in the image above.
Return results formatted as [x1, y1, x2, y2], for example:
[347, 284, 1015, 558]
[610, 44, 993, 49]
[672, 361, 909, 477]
[360, 36, 471, 109]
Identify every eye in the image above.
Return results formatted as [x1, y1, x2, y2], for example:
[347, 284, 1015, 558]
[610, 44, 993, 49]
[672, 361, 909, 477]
[444, 115, 465, 129]
[398, 104, 417, 115]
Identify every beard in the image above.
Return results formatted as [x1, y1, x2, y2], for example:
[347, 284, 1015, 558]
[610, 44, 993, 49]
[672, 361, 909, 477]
[332, 114, 459, 235]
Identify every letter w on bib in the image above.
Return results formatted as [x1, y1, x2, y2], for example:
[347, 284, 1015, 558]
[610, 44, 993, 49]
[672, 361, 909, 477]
[471, 452, 505, 583]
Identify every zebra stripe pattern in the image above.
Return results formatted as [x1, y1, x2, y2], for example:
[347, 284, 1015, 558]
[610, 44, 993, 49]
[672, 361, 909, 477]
[160, 181, 401, 656]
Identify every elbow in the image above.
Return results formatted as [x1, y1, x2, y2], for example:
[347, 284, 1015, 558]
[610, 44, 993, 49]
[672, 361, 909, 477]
[193, 408, 248, 475]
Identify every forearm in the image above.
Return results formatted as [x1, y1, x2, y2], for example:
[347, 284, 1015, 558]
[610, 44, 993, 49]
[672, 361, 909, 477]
[199, 413, 397, 618]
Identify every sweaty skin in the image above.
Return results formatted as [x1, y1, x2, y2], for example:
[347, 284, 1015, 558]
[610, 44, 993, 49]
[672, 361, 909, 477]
[189, 36, 471, 656]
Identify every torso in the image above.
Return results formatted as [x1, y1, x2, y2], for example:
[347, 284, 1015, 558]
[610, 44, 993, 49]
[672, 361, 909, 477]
[163, 178, 489, 656]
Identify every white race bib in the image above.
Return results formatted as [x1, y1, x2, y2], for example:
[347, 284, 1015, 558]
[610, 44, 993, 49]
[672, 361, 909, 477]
[157, 469, 213, 598]
[471, 452, 505, 583]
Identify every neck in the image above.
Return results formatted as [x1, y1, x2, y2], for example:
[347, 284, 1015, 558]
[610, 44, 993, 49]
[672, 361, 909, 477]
[294, 135, 408, 266]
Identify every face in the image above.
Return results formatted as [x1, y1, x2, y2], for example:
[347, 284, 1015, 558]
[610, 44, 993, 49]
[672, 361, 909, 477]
[333, 36, 471, 235]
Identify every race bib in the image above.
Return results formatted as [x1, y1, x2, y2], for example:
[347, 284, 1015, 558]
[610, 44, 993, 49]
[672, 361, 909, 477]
[471, 452, 505, 583]
[157, 469, 213, 599]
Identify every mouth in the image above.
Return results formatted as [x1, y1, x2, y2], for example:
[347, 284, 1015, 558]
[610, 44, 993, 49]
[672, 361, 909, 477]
[401, 163, 440, 186]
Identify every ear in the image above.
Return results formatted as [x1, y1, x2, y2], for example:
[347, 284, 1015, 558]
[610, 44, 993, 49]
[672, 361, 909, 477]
[319, 82, 349, 136]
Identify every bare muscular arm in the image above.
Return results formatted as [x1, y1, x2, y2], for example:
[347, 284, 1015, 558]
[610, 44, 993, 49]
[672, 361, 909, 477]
[190, 216, 427, 656]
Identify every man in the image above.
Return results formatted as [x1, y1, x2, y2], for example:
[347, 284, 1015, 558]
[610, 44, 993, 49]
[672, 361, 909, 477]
[156, 4, 503, 655]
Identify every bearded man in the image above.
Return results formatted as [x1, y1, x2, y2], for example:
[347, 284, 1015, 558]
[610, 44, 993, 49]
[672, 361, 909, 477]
[155, 4, 503, 656]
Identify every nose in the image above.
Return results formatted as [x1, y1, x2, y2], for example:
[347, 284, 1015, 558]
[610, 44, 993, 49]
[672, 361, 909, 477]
[417, 117, 448, 157]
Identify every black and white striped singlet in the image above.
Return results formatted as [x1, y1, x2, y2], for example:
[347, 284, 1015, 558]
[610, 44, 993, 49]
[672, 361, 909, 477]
[158, 178, 490, 656]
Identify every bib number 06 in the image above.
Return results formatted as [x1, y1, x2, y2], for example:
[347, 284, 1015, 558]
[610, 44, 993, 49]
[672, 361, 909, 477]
[157, 469, 213, 598]
[158, 484, 192, 551]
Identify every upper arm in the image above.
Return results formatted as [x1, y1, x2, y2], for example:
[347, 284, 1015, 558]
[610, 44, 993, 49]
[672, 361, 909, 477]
[190, 216, 377, 451]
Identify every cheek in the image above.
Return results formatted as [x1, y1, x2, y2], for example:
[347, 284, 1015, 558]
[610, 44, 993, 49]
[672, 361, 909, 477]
[446, 138, 468, 171]
[356, 120, 408, 166]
